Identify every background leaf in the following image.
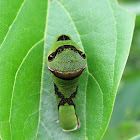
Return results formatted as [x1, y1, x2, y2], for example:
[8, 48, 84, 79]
[102, 79, 140, 140]
[122, 15, 140, 82]
[0, 0, 47, 139]
[102, 1, 140, 139]
[0, 0, 135, 139]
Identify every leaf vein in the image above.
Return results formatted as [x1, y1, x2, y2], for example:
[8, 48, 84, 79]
[0, 0, 26, 48]
[58, 2, 105, 137]
[9, 38, 44, 139]
[58, 1, 84, 50]
[40, 121, 54, 140]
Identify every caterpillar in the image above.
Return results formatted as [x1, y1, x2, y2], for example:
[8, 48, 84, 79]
[46, 34, 87, 131]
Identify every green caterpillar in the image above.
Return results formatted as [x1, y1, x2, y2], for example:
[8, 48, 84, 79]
[46, 35, 87, 131]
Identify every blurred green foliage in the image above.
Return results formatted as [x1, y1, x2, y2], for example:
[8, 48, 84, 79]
[103, 0, 140, 139]
[103, 79, 140, 140]
[122, 15, 140, 81]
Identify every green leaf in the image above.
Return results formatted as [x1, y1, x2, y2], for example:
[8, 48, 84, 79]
[0, 0, 24, 45]
[0, 0, 135, 139]
[0, 0, 47, 139]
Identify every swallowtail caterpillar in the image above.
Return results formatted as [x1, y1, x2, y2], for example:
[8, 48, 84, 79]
[46, 35, 87, 131]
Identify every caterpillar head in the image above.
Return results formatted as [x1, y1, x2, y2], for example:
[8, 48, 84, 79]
[46, 35, 87, 80]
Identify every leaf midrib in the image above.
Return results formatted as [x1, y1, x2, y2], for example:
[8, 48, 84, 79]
[58, 1, 105, 139]
[35, 0, 50, 139]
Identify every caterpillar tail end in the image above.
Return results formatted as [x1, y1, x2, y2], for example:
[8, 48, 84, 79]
[62, 117, 81, 132]
[59, 105, 80, 132]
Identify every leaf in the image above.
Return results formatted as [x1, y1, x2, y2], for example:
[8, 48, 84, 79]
[0, 0, 47, 139]
[37, 0, 135, 139]
[0, 0, 24, 46]
[0, 0, 135, 139]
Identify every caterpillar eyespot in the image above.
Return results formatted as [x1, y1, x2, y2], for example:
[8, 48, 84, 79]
[46, 34, 87, 131]
[57, 35, 71, 41]
[48, 45, 86, 62]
